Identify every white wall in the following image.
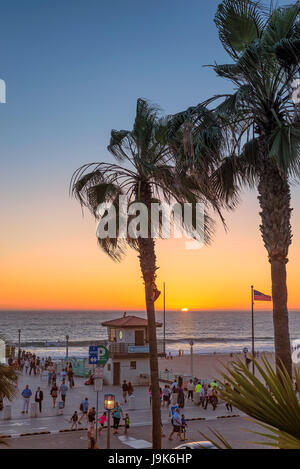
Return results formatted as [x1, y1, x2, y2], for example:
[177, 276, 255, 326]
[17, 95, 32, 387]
[102, 357, 150, 386]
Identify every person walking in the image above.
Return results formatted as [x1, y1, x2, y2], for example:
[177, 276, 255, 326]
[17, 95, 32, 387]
[187, 379, 194, 401]
[177, 385, 185, 409]
[204, 385, 216, 410]
[211, 387, 218, 410]
[181, 414, 188, 441]
[194, 381, 202, 405]
[35, 357, 41, 375]
[24, 359, 29, 374]
[124, 413, 130, 435]
[35, 386, 44, 413]
[47, 363, 55, 386]
[88, 406, 96, 431]
[70, 411, 79, 430]
[78, 397, 89, 424]
[122, 380, 128, 404]
[162, 385, 171, 407]
[68, 367, 74, 389]
[98, 412, 107, 436]
[112, 402, 123, 435]
[29, 358, 36, 376]
[60, 368, 67, 382]
[168, 408, 183, 441]
[127, 382, 134, 396]
[50, 382, 59, 408]
[20, 358, 25, 372]
[171, 379, 177, 392]
[21, 385, 32, 414]
[171, 383, 178, 406]
[224, 383, 233, 412]
[200, 384, 205, 407]
[60, 380, 68, 407]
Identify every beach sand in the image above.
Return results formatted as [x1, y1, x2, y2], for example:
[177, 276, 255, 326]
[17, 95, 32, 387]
[159, 351, 277, 381]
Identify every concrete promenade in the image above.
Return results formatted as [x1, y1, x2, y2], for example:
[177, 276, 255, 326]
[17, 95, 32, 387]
[2, 417, 269, 449]
[0, 368, 243, 438]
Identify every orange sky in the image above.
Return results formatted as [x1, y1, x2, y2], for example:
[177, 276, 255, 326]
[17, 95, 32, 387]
[1, 185, 300, 311]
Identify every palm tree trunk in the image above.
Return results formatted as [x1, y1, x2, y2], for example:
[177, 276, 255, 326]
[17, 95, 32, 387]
[137, 181, 161, 449]
[257, 160, 292, 377]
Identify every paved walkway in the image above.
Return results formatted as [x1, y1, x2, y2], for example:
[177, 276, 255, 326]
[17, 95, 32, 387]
[2, 418, 269, 449]
[0, 369, 243, 437]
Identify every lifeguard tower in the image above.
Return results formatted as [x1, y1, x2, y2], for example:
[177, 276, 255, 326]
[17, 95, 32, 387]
[101, 312, 163, 386]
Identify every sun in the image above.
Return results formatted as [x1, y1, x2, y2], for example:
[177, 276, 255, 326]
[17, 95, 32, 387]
[181, 307, 189, 312]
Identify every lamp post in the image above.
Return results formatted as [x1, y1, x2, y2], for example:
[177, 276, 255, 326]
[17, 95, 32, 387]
[104, 393, 115, 449]
[18, 329, 21, 364]
[66, 335, 69, 362]
[94, 367, 103, 441]
[189, 339, 194, 379]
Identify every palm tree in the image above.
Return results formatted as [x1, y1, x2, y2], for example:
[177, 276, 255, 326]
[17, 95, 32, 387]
[0, 363, 18, 444]
[168, 0, 300, 377]
[218, 356, 300, 449]
[71, 98, 221, 448]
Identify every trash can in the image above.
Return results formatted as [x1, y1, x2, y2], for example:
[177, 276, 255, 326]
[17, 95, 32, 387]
[3, 405, 11, 420]
[128, 395, 136, 410]
[31, 402, 38, 418]
[57, 401, 64, 415]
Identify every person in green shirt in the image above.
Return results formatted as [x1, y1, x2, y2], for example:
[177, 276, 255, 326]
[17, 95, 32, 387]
[195, 382, 202, 393]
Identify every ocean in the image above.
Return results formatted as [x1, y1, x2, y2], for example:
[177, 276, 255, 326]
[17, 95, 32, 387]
[1, 309, 300, 358]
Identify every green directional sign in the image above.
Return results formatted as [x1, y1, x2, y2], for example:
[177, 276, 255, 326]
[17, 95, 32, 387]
[97, 345, 109, 365]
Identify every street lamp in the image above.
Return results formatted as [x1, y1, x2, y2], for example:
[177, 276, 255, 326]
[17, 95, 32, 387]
[18, 329, 21, 364]
[104, 393, 115, 449]
[65, 335, 69, 362]
[189, 339, 194, 379]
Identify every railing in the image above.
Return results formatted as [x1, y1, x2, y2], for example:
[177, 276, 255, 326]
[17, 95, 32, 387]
[109, 341, 164, 355]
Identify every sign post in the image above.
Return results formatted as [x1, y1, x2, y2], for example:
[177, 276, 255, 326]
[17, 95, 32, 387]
[89, 346, 98, 366]
[92, 345, 109, 441]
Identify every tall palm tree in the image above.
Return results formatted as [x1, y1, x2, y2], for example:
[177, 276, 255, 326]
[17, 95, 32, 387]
[71, 98, 221, 448]
[168, 0, 300, 377]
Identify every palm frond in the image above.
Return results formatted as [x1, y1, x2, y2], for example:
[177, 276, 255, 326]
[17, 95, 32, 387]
[218, 357, 300, 448]
[263, 2, 300, 48]
[274, 37, 300, 68]
[0, 364, 18, 400]
[199, 428, 233, 449]
[269, 120, 300, 175]
[215, 0, 265, 57]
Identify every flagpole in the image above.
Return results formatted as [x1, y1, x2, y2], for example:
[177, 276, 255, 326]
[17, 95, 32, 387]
[251, 285, 255, 375]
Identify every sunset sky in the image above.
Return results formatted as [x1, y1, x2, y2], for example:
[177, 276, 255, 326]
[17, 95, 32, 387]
[1, 0, 299, 311]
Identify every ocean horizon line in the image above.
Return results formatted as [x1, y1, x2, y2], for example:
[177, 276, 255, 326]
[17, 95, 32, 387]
[0, 307, 285, 313]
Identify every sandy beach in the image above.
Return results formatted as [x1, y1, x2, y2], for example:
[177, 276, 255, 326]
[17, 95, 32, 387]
[159, 351, 277, 381]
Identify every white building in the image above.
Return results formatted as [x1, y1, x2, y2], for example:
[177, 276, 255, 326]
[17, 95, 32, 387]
[101, 313, 163, 386]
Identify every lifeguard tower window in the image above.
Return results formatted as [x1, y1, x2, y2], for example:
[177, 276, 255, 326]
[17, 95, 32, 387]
[109, 328, 116, 342]
[135, 330, 144, 346]
[130, 361, 136, 370]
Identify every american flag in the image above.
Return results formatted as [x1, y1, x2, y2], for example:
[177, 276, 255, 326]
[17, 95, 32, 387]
[254, 290, 271, 301]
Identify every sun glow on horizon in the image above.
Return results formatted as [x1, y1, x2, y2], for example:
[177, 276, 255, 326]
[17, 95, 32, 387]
[181, 307, 189, 312]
